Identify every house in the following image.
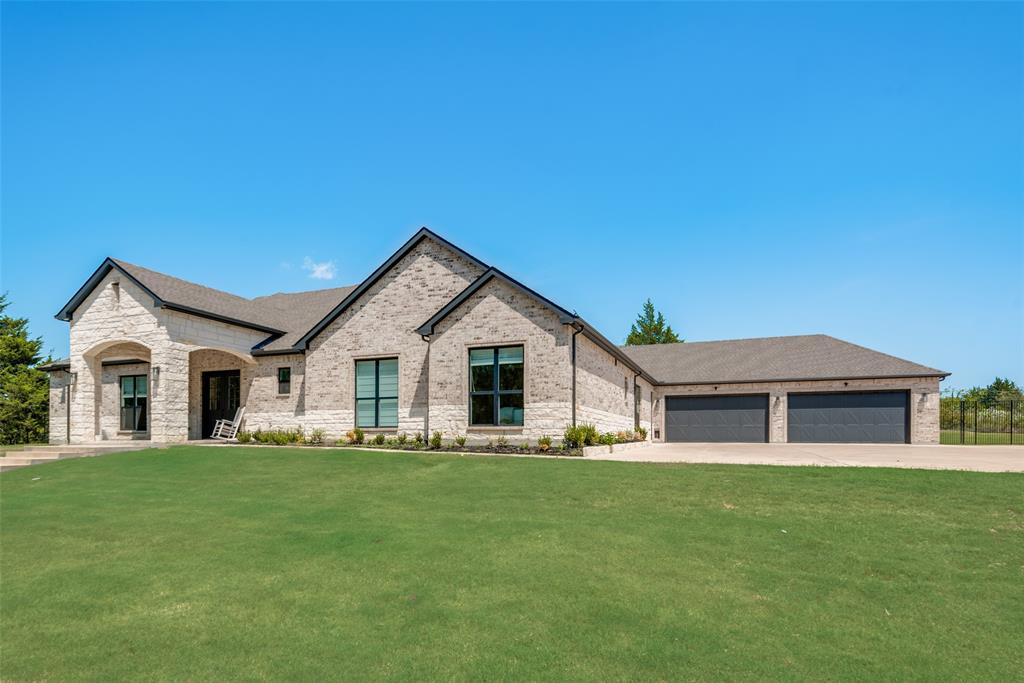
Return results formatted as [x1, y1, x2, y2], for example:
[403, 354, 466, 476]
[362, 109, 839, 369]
[41, 228, 948, 446]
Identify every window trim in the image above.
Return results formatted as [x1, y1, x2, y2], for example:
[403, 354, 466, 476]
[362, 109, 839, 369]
[119, 373, 148, 432]
[355, 357, 399, 429]
[277, 367, 291, 395]
[468, 345, 525, 427]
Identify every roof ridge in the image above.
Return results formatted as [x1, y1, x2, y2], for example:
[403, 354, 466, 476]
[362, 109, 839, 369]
[620, 333, 827, 349]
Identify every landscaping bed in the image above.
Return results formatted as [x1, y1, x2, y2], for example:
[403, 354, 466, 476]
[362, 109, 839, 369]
[234, 423, 648, 457]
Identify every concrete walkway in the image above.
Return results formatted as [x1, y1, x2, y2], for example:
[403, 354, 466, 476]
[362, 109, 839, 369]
[588, 442, 1024, 473]
[0, 442, 158, 473]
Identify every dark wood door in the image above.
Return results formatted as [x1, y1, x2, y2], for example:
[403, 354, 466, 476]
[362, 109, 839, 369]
[202, 370, 240, 438]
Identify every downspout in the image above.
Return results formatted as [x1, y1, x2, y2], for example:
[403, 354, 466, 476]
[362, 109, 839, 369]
[632, 371, 640, 431]
[421, 334, 431, 437]
[65, 372, 72, 444]
[570, 322, 584, 426]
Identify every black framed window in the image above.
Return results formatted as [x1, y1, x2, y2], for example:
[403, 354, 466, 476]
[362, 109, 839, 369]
[120, 374, 148, 432]
[278, 367, 291, 395]
[355, 358, 398, 428]
[469, 346, 524, 426]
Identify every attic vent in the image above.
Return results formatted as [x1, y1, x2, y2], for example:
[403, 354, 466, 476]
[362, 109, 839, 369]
[111, 281, 120, 308]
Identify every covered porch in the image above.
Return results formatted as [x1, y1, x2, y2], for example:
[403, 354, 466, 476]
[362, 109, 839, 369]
[68, 340, 256, 443]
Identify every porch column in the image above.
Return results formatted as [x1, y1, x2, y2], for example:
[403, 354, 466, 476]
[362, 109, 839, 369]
[69, 354, 100, 443]
[149, 345, 189, 442]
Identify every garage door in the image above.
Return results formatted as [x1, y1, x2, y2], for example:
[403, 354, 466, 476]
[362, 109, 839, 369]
[787, 391, 908, 443]
[665, 395, 768, 442]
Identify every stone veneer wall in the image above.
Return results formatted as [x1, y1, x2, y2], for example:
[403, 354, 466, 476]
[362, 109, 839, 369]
[301, 238, 485, 439]
[66, 270, 269, 442]
[427, 278, 572, 442]
[100, 361, 151, 440]
[48, 370, 72, 444]
[652, 376, 942, 444]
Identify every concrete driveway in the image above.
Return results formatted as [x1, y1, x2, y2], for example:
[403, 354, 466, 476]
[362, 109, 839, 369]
[589, 442, 1024, 473]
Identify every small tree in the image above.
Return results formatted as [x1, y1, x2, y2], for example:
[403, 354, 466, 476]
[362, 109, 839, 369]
[625, 299, 681, 346]
[0, 294, 50, 445]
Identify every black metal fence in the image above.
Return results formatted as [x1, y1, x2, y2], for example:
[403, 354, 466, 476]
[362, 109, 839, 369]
[940, 399, 1023, 445]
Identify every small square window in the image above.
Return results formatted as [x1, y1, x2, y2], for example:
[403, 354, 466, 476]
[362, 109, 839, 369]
[278, 367, 291, 395]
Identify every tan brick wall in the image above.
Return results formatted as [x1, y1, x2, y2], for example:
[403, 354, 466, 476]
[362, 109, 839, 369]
[214, 354, 309, 438]
[427, 278, 572, 442]
[653, 376, 942, 444]
[302, 238, 484, 439]
[576, 334, 654, 437]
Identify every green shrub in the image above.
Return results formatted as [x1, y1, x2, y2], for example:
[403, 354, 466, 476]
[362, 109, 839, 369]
[598, 432, 617, 446]
[454, 435, 467, 447]
[397, 433, 408, 445]
[373, 433, 386, 445]
[562, 423, 599, 448]
[495, 435, 509, 447]
[270, 431, 290, 445]
[346, 427, 364, 444]
[637, 426, 647, 440]
[537, 435, 552, 452]
[237, 431, 252, 444]
[413, 432, 424, 445]
[306, 428, 326, 446]
[429, 431, 443, 449]
[520, 441, 531, 451]
[385, 437, 398, 447]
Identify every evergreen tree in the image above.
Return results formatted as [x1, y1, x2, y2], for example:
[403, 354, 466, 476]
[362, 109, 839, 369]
[0, 294, 50, 444]
[625, 299, 681, 346]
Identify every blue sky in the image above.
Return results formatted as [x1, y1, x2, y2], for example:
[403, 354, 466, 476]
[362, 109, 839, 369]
[2, 2, 1021, 390]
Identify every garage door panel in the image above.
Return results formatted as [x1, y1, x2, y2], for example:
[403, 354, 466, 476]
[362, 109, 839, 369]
[665, 395, 768, 443]
[788, 392, 907, 444]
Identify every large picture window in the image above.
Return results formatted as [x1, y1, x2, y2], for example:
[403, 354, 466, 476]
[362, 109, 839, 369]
[356, 358, 398, 428]
[120, 374, 148, 432]
[469, 346, 524, 426]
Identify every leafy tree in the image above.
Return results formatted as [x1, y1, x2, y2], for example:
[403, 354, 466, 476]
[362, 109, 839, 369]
[0, 294, 50, 445]
[625, 299, 681, 346]
[944, 377, 1023, 407]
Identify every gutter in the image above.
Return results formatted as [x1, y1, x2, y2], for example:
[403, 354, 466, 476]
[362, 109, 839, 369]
[654, 372, 951, 387]
[570, 322, 583, 426]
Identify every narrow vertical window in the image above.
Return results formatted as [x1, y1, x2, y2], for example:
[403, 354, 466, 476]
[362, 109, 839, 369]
[355, 358, 398, 428]
[277, 367, 291, 395]
[120, 374, 148, 431]
[469, 346, 524, 426]
[111, 281, 120, 309]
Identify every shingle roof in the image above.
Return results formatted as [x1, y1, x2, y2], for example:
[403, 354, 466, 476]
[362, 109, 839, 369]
[619, 334, 948, 385]
[108, 259, 356, 353]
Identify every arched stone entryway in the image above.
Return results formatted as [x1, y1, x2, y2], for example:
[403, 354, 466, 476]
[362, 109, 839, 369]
[78, 340, 153, 441]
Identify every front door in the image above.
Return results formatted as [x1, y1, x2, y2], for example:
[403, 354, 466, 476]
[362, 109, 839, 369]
[202, 370, 240, 438]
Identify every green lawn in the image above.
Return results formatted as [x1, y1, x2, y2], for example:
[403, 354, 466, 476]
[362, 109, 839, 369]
[940, 429, 1021, 445]
[2, 447, 1021, 681]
